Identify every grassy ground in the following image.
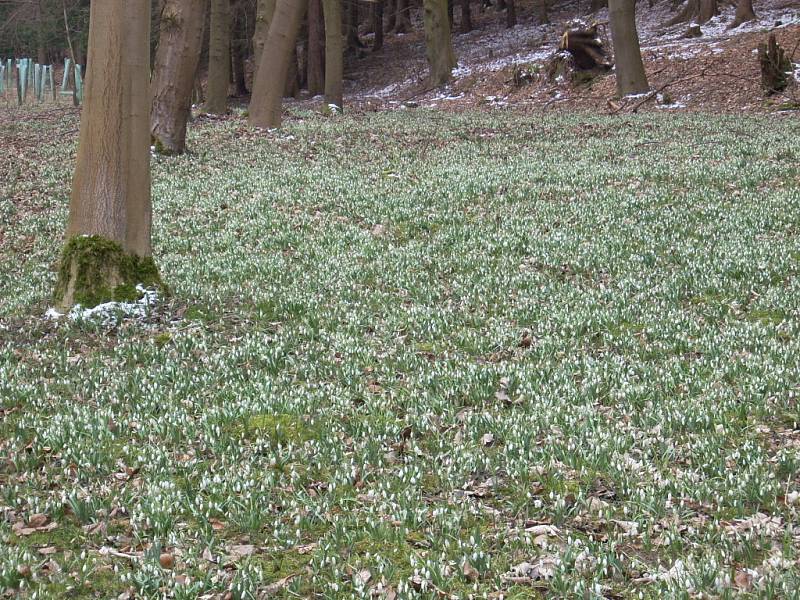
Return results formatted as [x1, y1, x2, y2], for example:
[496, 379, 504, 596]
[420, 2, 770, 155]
[1, 107, 800, 599]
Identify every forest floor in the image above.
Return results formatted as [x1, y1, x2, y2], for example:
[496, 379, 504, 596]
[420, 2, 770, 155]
[293, 0, 800, 115]
[2, 108, 800, 598]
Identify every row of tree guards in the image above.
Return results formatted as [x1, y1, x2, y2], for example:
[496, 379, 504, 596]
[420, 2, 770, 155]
[1, 58, 84, 105]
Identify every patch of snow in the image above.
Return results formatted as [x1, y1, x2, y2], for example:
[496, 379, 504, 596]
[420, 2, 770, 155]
[623, 92, 651, 99]
[46, 285, 159, 327]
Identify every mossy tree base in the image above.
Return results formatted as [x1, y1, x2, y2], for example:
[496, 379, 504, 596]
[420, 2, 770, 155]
[54, 235, 163, 309]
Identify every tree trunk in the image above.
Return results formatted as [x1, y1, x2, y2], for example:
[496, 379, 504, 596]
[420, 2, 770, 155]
[253, 0, 277, 76]
[395, 0, 411, 33]
[460, 0, 472, 32]
[534, 0, 548, 24]
[323, 0, 343, 108]
[386, 0, 397, 32]
[346, 0, 363, 49]
[699, 0, 717, 23]
[308, 0, 326, 93]
[506, 0, 516, 27]
[423, 0, 456, 86]
[666, 0, 717, 26]
[36, 0, 47, 64]
[730, 0, 756, 27]
[57, 0, 161, 309]
[151, 0, 208, 155]
[231, 0, 249, 96]
[759, 33, 792, 94]
[609, 0, 648, 96]
[373, 0, 385, 51]
[590, 0, 607, 13]
[285, 46, 300, 97]
[248, 0, 306, 128]
[206, 0, 231, 113]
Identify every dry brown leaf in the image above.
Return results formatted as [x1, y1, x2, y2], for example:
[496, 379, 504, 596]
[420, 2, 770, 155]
[16, 564, 32, 578]
[159, 553, 175, 569]
[356, 569, 372, 586]
[227, 544, 256, 560]
[734, 570, 752, 590]
[462, 561, 479, 582]
[28, 513, 48, 528]
[264, 572, 300, 594]
[294, 542, 317, 555]
[525, 524, 559, 536]
[202, 547, 217, 563]
[38, 546, 57, 555]
[209, 518, 226, 531]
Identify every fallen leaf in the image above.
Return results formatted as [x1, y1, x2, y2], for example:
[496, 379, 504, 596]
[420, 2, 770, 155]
[16, 564, 32, 578]
[612, 519, 639, 536]
[38, 546, 57, 555]
[525, 524, 559, 536]
[227, 544, 257, 560]
[202, 547, 217, 563]
[734, 570, 752, 590]
[481, 433, 495, 447]
[462, 561, 479, 582]
[294, 542, 317, 555]
[264, 573, 300, 594]
[209, 518, 226, 531]
[356, 568, 372, 586]
[28, 513, 48, 528]
[83, 521, 106, 535]
[159, 553, 175, 569]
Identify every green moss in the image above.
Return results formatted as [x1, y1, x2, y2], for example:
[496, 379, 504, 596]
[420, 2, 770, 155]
[746, 308, 786, 325]
[242, 414, 318, 447]
[54, 235, 164, 308]
[152, 136, 178, 156]
[154, 332, 172, 347]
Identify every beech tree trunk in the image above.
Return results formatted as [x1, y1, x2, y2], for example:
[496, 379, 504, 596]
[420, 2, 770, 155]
[609, 0, 648, 96]
[151, 0, 208, 155]
[395, 0, 411, 33]
[424, 0, 456, 86]
[386, 0, 397, 32]
[346, 0, 363, 50]
[285, 46, 300, 97]
[460, 0, 472, 32]
[666, 0, 717, 26]
[253, 0, 277, 76]
[373, 0, 385, 51]
[206, 0, 231, 113]
[308, 0, 326, 93]
[323, 0, 343, 108]
[231, 0, 249, 96]
[506, 0, 516, 27]
[534, 0, 548, 24]
[590, 0, 607, 12]
[36, 0, 47, 64]
[730, 0, 756, 27]
[57, 0, 161, 309]
[248, 0, 306, 128]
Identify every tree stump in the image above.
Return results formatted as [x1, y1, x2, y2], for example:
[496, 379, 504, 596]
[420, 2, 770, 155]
[558, 24, 611, 72]
[758, 34, 792, 95]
